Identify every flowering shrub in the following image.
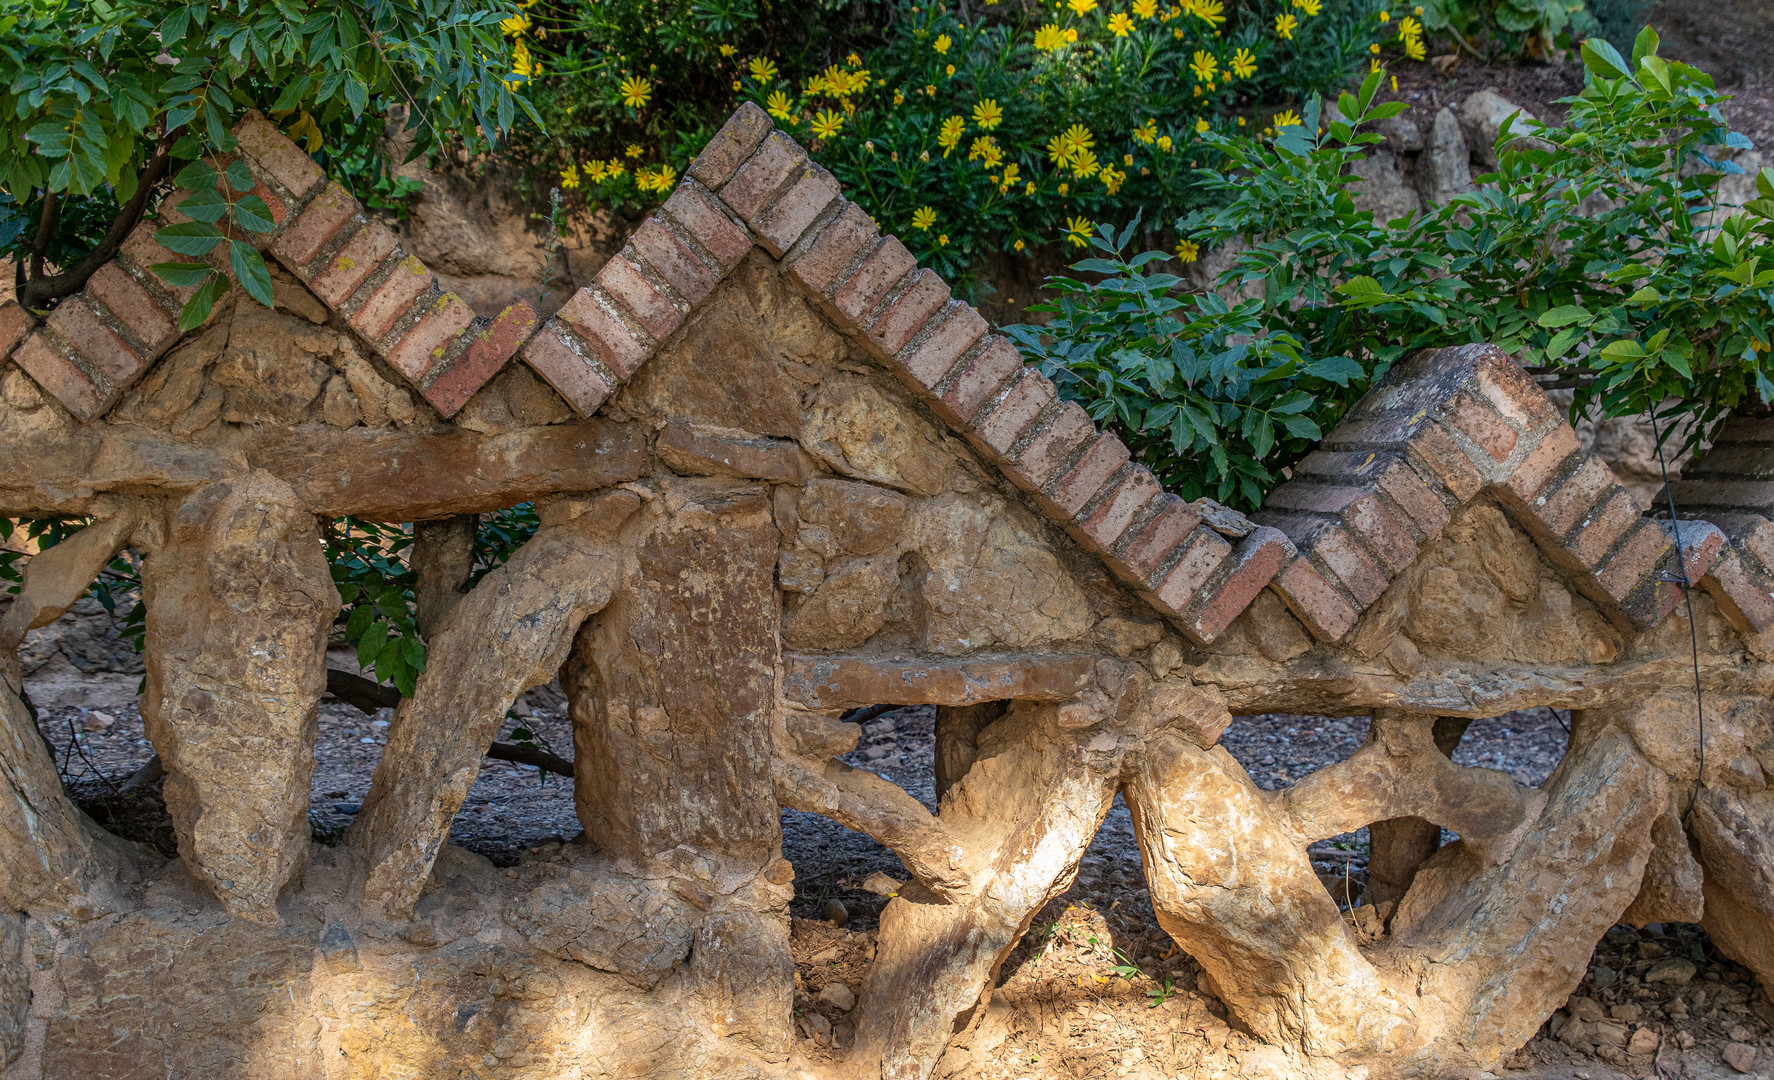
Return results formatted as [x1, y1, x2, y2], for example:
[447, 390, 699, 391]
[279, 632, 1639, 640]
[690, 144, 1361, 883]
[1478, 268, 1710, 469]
[1010, 39, 1773, 509]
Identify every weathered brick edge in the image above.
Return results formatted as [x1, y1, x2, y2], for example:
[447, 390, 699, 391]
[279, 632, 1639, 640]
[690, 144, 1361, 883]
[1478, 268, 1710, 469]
[0, 103, 1741, 649]
[1255, 344, 1723, 640]
[1655, 416, 1774, 635]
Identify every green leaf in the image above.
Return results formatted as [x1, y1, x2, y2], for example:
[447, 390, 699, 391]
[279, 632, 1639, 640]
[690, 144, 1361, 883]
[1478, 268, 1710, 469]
[1546, 326, 1583, 360]
[222, 159, 256, 193]
[1631, 23, 1660, 68]
[176, 272, 229, 332]
[173, 159, 217, 191]
[230, 242, 274, 307]
[1581, 38, 1633, 80]
[1640, 56, 1672, 97]
[153, 221, 225, 255]
[230, 194, 276, 234]
[175, 187, 229, 223]
[149, 261, 216, 288]
[1598, 339, 1647, 364]
[1336, 275, 1384, 298]
[1538, 305, 1593, 328]
[401, 634, 427, 671]
[1627, 285, 1662, 305]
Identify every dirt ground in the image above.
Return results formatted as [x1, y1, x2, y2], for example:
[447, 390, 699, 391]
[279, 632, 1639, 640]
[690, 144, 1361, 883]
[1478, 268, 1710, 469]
[25, 658, 1774, 1079]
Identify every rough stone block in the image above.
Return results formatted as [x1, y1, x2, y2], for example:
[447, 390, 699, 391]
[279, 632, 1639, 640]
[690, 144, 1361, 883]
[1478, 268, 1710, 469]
[86, 262, 178, 359]
[12, 333, 108, 421]
[1045, 433, 1131, 520]
[46, 297, 143, 388]
[627, 219, 720, 306]
[663, 182, 753, 271]
[656, 421, 809, 482]
[310, 222, 397, 307]
[933, 336, 1021, 427]
[270, 182, 358, 270]
[970, 369, 1055, 457]
[1183, 526, 1294, 644]
[832, 237, 916, 326]
[785, 201, 878, 298]
[894, 302, 987, 392]
[1076, 466, 1163, 553]
[863, 269, 949, 360]
[597, 252, 683, 342]
[1447, 389, 1518, 464]
[350, 256, 435, 343]
[1116, 496, 1205, 585]
[719, 131, 806, 222]
[689, 101, 774, 190]
[753, 166, 840, 257]
[1272, 557, 1359, 641]
[556, 288, 651, 380]
[520, 320, 616, 416]
[232, 111, 325, 199]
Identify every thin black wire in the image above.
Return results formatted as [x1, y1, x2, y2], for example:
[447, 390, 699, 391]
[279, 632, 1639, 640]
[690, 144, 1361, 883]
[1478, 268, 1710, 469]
[1646, 406, 1705, 822]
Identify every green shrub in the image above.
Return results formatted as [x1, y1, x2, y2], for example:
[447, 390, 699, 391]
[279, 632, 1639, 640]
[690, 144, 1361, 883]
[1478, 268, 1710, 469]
[1010, 35, 1773, 510]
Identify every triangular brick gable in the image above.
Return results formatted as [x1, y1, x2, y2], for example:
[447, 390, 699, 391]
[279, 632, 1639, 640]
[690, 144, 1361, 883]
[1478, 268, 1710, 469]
[0, 104, 1758, 647]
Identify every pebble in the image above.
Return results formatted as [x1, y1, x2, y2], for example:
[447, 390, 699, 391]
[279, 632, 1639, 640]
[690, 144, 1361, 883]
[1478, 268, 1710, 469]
[816, 983, 856, 1012]
[1723, 1042, 1758, 1074]
[83, 711, 115, 732]
[1626, 1027, 1658, 1056]
[860, 871, 903, 896]
[1645, 958, 1698, 985]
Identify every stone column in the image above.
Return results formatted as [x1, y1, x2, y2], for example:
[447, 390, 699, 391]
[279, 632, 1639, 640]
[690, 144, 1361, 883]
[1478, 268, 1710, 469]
[1366, 714, 1473, 906]
[933, 701, 1005, 804]
[140, 472, 337, 923]
[411, 513, 476, 637]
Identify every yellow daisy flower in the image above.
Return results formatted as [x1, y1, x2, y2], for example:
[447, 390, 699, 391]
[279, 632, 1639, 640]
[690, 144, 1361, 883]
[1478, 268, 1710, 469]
[1034, 23, 1069, 50]
[912, 206, 937, 231]
[973, 99, 1004, 130]
[1176, 239, 1199, 262]
[938, 115, 966, 155]
[934, 33, 952, 53]
[766, 90, 797, 123]
[1133, 0, 1157, 15]
[1293, 0, 1321, 16]
[625, 144, 644, 158]
[748, 56, 778, 82]
[1191, 0, 1224, 25]
[1190, 50, 1218, 82]
[1108, 12, 1134, 35]
[1066, 0, 1098, 14]
[810, 109, 845, 139]
[719, 44, 737, 56]
[619, 76, 652, 108]
[1273, 108, 1301, 127]
[559, 163, 579, 189]
[1195, 117, 1210, 133]
[1065, 216, 1093, 248]
[1275, 13, 1297, 38]
[1231, 47, 1257, 78]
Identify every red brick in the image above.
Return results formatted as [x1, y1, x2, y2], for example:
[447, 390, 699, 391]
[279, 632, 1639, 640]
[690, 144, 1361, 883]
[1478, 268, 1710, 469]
[47, 297, 143, 387]
[1271, 557, 1359, 641]
[119, 222, 199, 301]
[424, 301, 539, 418]
[520, 320, 615, 416]
[1151, 528, 1233, 615]
[1671, 519, 1725, 582]
[1116, 496, 1205, 584]
[786, 202, 878, 298]
[1045, 433, 1131, 519]
[1503, 424, 1581, 504]
[719, 131, 806, 221]
[0, 301, 30, 358]
[1475, 360, 1560, 428]
[271, 182, 358, 270]
[753, 167, 840, 256]
[628, 219, 719, 306]
[1183, 526, 1293, 643]
[689, 101, 773, 190]
[1734, 515, 1774, 570]
[386, 293, 475, 383]
[1596, 521, 1672, 604]
[86, 262, 177, 357]
[1568, 490, 1642, 569]
[832, 238, 916, 326]
[935, 337, 1021, 426]
[1527, 455, 1615, 539]
[1375, 459, 1451, 540]
[556, 287, 650, 379]
[12, 333, 108, 421]
[1701, 550, 1774, 634]
[895, 302, 987, 391]
[971, 369, 1055, 456]
[1263, 482, 1366, 515]
[1342, 492, 1418, 574]
[864, 269, 949, 359]
[1077, 467, 1163, 552]
[1408, 423, 1485, 503]
[1311, 524, 1390, 608]
[349, 256, 435, 342]
[1010, 401, 1096, 489]
[663, 182, 753, 271]
[1447, 390, 1518, 464]
[232, 110, 324, 198]
[597, 252, 682, 341]
[312, 224, 398, 307]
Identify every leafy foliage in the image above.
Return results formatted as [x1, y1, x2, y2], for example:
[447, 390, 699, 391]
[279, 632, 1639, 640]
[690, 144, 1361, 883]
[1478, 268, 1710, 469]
[1418, 0, 1597, 56]
[1014, 39, 1771, 511]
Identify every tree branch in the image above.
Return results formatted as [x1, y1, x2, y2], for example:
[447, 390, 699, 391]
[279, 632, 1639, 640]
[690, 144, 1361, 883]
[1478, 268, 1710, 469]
[18, 139, 176, 312]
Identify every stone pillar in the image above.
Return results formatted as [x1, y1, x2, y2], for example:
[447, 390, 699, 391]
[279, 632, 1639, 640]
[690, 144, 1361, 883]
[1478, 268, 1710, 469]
[566, 484, 791, 1056]
[1366, 714, 1473, 906]
[933, 701, 1005, 804]
[140, 472, 337, 923]
[412, 514, 476, 638]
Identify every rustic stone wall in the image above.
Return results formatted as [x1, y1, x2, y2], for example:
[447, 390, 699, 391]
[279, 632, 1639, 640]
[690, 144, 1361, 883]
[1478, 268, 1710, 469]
[0, 104, 1768, 1080]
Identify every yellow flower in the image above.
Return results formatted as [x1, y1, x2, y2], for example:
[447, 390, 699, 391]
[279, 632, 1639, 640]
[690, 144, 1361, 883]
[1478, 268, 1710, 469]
[1034, 23, 1069, 50]
[1398, 15, 1422, 36]
[1273, 109, 1301, 127]
[925, 84, 937, 95]
[973, 99, 1004, 130]
[912, 206, 937, 231]
[999, 162, 1022, 192]
[810, 109, 845, 139]
[1371, 58, 1382, 72]
[636, 163, 677, 193]
[1132, 118, 1157, 144]
[1391, 74, 1399, 91]
[1133, 0, 1156, 15]
[620, 76, 653, 108]
[625, 144, 644, 158]
[1274, 13, 1297, 38]
[1369, 43, 1381, 53]
[1058, 182, 1068, 194]
[1173, 26, 1183, 38]
[500, 11, 530, 36]
[1189, 50, 1218, 82]
[1404, 35, 1425, 59]
[849, 52, 863, 66]
[586, 159, 608, 181]
[1025, 180, 1037, 195]
[1069, 148, 1100, 178]
[1293, 0, 1320, 15]
[894, 87, 905, 105]
[938, 115, 966, 155]
[1064, 215, 1092, 248]
[1175, 239, 1199, 262]
[559, 163, 579, 189]
[1014, 238, 1025, 251]
[766, 90, 797, 123]
[1061, 123, 1095, 156]
[1156, 134, 1173, 151]
[1066, 0, 1098, 14]
[946, 63, 956, 76]
[938, 234, 949, 246]
[1108, 12, 1134, 35]
[604, 159, 625, 178]
[506, 39, 536, 88]
[1066, 27, 1079, 41]
[1098, 165, 1125, 194]
[1378, 9, 1389, 20]
[1123, 153, 1133, 164]
[968, 135, 1003, 167]
[1231, 46, 1256, 78]
[1195, 117, 1210, 133]
[1190, 0, 1224, 25]
[1236, 115, 1244, 125]
[1414, 4, 1422, 11]
[934, 33, 952, 53]
[748, 56, 778, 82]
[719, 44, 737, 56]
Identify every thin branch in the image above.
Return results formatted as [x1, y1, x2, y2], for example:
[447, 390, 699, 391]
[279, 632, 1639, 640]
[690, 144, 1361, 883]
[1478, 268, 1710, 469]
[28, 192, 57, 281]
[18, 136, 177, 312]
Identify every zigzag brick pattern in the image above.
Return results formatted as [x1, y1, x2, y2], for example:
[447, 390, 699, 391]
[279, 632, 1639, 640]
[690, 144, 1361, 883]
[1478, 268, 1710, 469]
[0, 103, 1753, 649]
